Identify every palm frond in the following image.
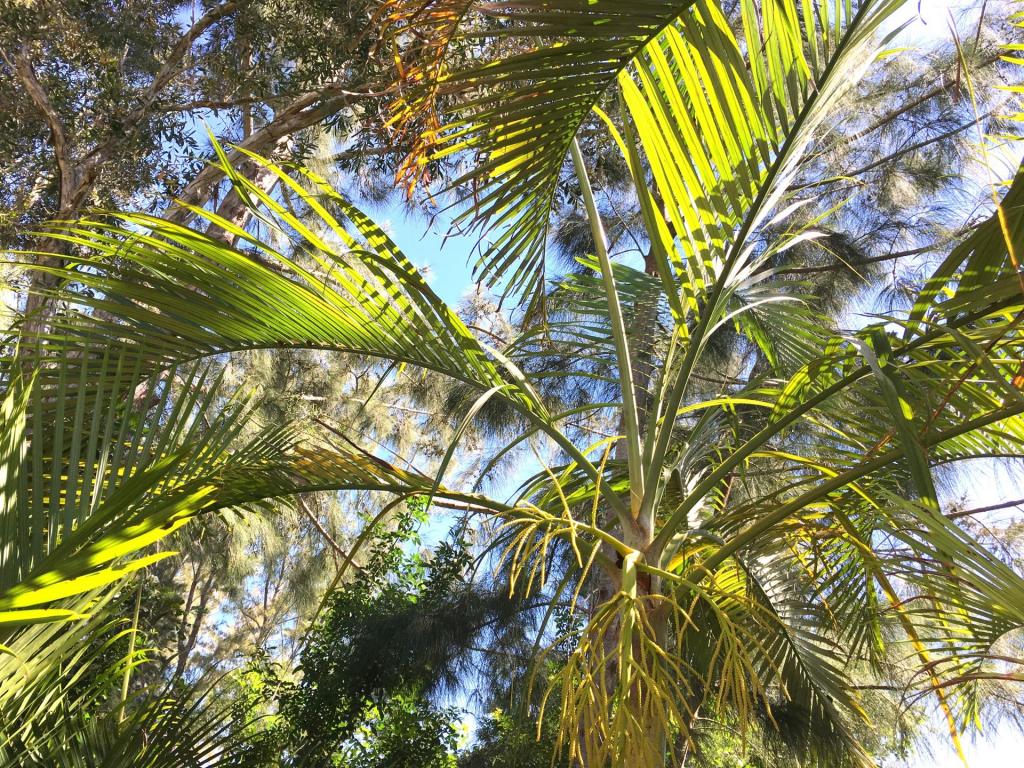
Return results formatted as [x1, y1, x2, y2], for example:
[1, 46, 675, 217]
[384, 0, 704, 304]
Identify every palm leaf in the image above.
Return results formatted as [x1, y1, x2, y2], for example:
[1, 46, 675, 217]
[384, 0, 703, 305]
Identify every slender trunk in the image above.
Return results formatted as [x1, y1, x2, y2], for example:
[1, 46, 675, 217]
[572, 141, 670, 766]
[174, 567, 216, 678]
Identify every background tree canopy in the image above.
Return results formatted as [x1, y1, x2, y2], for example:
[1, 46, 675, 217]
[0, 1, 1023, 766]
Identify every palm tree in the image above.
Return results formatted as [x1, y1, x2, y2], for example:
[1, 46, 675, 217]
[3, 0, 1023, 765]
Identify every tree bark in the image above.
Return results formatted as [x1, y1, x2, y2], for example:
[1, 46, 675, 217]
[203, 135, 293, 245]
[9, 48, 83, 332]
[174, 565, 217, 679]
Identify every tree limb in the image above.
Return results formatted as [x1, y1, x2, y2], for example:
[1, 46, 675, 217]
[947, 497, 1024, 520]
[296, 495, 367, 575]
[9, 47, 75, 211]
[795, 116, 983, 193]
[156, 95, 261, 113]
[812, 52, 1001, 157]
[148, 1, 239, 100]
[772, 243, 944, 277]
[76, 2, 241, 188]
[175, 567, 217, 679]
[165, 88, 384, 222]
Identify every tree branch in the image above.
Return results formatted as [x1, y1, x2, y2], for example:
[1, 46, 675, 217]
[165, 87, 387, 221]
[205, 133, 292, 244]
[296, 495, 367, 574]
[156, 95, 261, 113]
[175, 567, 217, 678]
[947, 497, 1024, 520]
[772, 243, 944, 277]
[813, 52, 1001, 156]
[795, 50, 1006, 205]
[8, 47, 75, 210]
[148, 1, 239, 99]
[76, 1, 241, 183]
[794, 116, 983, 193]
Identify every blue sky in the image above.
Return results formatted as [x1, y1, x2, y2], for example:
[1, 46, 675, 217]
[366, 205, 479, 308]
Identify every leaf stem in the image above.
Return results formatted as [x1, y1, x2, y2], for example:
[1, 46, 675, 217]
[119, 576, 144, 723]
[690, 401, 1024, 578]
[570, 137, 645, 526]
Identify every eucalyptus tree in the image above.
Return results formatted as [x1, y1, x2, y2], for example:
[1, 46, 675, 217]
[2, 1, 1024, 767]
[0, 0, 412, 332]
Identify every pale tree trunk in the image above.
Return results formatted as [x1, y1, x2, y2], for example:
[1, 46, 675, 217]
[9, 47, 93, 337]
[202, 135, 293, 246]
[578, 246, 664, 768]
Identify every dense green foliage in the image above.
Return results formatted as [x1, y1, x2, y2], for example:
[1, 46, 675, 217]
[1, 1, 1023, 766]
[241, 503, 467, 767]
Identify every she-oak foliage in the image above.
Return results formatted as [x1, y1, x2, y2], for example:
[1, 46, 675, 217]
[0, 0, 1023, 766]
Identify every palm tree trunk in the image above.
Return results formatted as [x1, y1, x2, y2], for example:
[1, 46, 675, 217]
[572, 139, 671, 766]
